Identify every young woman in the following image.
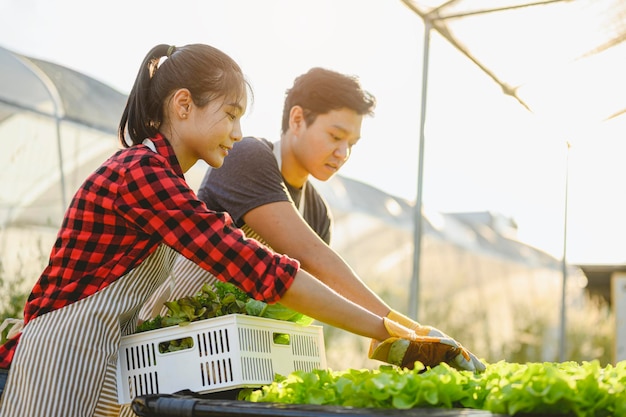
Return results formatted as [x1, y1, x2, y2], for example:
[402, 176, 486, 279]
[0, 44, 394, 417]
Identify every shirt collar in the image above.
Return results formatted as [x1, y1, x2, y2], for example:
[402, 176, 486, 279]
[151, 133, 184, 178]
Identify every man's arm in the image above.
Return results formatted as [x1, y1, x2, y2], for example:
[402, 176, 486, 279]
[280, 267, 389, 341]
[243, 200, 392, 317]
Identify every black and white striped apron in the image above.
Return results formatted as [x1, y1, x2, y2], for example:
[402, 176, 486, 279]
[0, 244, 178, 417]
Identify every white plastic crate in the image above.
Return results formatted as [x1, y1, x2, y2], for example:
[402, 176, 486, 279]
[116, 314, 326, 404]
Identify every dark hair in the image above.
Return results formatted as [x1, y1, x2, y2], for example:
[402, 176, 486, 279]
[119, 44, 249, 147]
[280, 67, 376, 134]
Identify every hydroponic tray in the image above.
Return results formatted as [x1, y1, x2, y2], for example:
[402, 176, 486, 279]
[131, 393, 512, 417]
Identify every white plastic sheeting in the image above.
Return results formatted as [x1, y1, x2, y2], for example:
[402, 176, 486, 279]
[0, 45, 125, 228]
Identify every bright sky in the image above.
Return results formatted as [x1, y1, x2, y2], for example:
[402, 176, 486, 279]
[1, 0, 624, 264]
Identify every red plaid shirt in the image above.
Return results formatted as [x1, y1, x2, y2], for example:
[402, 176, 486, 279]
[0, 134, 298, 368]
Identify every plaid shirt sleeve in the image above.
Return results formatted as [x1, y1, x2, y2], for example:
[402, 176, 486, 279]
[116, 154, 299, 301]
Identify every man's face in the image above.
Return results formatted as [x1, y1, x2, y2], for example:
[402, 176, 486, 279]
[293, 108, 363, 182]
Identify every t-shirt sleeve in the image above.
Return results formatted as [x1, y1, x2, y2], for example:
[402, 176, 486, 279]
[197, 137, 291, 226]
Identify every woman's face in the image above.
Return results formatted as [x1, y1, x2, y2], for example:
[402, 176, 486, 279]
[174, 92, 247, 172]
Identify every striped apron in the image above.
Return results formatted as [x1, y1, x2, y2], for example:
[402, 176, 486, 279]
[0, 244, 178, 417]
[138, 223, 268, 320]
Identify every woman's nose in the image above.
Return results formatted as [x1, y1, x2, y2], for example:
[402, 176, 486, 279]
[231, 121, 243, 142]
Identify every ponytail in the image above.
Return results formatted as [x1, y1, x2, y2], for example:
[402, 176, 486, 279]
[118, 43, 248, 147]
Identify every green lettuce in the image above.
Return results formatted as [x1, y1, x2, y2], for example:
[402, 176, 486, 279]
[241, 360, 626, 416]
[137, 281, 314, 334]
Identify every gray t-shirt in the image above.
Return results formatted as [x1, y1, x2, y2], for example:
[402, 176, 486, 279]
[197, 136, 332, 244]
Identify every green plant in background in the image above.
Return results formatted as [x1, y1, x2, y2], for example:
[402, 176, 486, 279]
[318, 280, 615, 370]
[416, 280, 615, 366]
[565, 295, 614, 364]
[0, 258, 28, 344]
[0, 234, 48, 345]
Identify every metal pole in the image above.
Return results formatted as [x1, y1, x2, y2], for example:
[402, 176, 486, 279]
[12, 53, 68, 216]
[558, 141, 571, 362]
[54, 117, 67, 209]
[408, 19, 431, 321]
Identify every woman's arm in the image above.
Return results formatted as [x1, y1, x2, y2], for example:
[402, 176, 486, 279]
[278, 267, 389, 342]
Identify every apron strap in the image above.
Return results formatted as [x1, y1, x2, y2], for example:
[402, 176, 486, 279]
[273, 141, 306, 216]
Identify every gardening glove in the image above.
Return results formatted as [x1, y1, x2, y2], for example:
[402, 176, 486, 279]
[386, 310, 485, 372]
[368, 318, 467, 370]
[368, 316, 485, 372]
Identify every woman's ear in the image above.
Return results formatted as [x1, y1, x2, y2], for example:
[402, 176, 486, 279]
[288, 105, 305, 133]
[171, 88, 192, 120]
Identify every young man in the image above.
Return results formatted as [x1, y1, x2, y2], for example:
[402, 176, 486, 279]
[144, 68, 485, 372]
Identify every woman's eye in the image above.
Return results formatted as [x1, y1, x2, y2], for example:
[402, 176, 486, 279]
[226, 112, 236, 121]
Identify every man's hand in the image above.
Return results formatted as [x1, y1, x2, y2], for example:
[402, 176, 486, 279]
[386, 309, 486, 372]
[368, 315, 486, 372]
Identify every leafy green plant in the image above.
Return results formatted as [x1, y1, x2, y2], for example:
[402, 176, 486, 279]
[241, 360, 626, 416]
[137, 281, 313, 332]
[137, 281, 315, 353]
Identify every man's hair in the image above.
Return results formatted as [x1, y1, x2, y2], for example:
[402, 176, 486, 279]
[281, 67, 376, 134]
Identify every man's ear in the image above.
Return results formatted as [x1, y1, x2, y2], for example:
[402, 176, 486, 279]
[288, 105, 305, 132]
[171, 88, 192, 120]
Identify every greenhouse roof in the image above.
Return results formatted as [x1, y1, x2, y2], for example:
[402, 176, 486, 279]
[0, 45, 126, 132]
[0, 45, 126, 228]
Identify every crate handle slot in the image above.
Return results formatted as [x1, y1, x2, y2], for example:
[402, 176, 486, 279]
[272, 332, 291, 345]
[158, 336, 194, 354]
